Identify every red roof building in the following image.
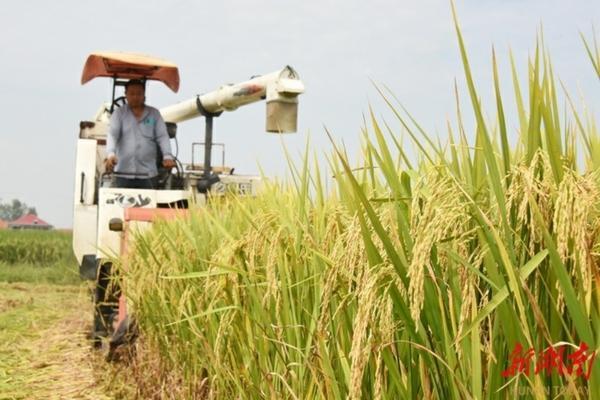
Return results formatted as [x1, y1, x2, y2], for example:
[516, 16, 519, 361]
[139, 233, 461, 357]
[0, 219, 7, 229]
[8, 214, 53, 230]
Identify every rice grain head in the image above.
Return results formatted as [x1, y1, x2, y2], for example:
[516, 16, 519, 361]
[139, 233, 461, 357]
[408, 170, 470, 326]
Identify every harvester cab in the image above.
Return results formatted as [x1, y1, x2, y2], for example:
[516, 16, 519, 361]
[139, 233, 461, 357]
[73, 51, 304, 348]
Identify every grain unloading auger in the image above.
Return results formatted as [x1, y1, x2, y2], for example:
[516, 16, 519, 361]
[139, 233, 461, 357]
[72, 52, 304, 351]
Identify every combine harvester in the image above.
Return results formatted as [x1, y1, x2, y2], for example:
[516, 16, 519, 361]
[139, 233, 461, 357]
[72, 52, 304, 352]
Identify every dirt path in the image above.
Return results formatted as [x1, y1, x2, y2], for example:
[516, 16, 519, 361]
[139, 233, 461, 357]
[0, 283, 117, 400]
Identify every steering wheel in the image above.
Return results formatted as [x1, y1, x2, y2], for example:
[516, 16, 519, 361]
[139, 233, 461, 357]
[112, 96, 127, 110]
[157, 160, 182, 189]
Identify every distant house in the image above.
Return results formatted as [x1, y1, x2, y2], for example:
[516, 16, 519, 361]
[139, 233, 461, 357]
[8, 214, 53, 230]
[0, 219, 7, 230]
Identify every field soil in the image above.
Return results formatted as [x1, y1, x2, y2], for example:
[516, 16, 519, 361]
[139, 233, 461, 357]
[0, 282, 115, 400]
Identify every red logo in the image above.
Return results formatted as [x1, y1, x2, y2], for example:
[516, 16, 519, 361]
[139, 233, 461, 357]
[502, 342, 596, 381]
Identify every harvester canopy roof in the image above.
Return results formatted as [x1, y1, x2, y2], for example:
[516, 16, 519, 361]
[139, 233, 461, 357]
[81, 51, 180, 92]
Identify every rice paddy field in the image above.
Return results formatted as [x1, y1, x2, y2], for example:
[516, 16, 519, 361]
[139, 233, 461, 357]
[1, 8, 599, 400]
[0, 281, 113, 399]
[0, 229, 79, 285]
[111, 11, 600, 400]
[0, 229, 114, 399]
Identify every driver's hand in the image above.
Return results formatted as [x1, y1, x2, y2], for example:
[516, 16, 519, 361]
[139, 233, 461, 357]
[105, 155, 117, 172]
[162, 159, 176, 169]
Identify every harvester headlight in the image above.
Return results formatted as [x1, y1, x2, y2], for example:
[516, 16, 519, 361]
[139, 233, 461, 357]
[109, 218, 124, 232]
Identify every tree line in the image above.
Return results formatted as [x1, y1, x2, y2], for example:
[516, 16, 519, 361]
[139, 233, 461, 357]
[0, 199, 37, 221]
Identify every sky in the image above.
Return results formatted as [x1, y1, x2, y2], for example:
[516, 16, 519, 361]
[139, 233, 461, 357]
[0, 0, 599, 228]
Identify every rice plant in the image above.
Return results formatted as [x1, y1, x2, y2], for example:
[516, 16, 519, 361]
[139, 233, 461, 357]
[0, 229, 73, 266]
[114, 7, 600, 400]
[0, 229, 78, 285]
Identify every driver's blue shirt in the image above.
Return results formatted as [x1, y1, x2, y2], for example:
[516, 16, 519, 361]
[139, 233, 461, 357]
[106, 104, 173, 179]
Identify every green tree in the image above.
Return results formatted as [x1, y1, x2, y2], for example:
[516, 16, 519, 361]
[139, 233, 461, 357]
[0, 199, 37, 221]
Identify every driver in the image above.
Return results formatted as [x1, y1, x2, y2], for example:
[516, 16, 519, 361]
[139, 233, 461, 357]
[104, 79, 175, 189]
